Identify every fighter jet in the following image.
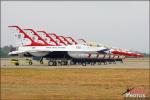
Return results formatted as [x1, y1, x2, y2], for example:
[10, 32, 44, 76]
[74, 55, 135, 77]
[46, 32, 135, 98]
[8, 26, 108, 66]
[8, 25, 143, 66]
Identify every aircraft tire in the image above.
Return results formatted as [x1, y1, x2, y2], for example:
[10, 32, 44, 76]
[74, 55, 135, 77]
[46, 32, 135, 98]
[113, 61, 116, 64]
[98, 62, 101, 65]
[53, 61, 57, 66]
[48, 61, 53, 66]
[61, 61, 65, 66]
[104, 62, 107, 65]
[82, 62, 86, 66]
[91, 62, 95, 66]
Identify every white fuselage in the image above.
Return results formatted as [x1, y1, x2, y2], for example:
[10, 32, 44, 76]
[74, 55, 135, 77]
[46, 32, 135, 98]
[9, 44, 106, 58]
[9, 44, 125, 59]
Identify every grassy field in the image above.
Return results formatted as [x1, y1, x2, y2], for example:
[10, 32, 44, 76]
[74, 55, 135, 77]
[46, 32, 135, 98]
[1, 68, 149, 100]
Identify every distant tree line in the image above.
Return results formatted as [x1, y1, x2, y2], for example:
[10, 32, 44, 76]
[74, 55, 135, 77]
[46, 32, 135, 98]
[0, 45, 149, 58]
[0, 45, 16, 58]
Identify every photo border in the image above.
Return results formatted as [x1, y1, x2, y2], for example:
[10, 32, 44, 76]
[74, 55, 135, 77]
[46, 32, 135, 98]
[0, 0, 149, 99]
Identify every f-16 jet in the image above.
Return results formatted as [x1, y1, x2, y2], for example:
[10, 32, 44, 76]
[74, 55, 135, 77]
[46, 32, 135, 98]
[8, 25, 143, 66]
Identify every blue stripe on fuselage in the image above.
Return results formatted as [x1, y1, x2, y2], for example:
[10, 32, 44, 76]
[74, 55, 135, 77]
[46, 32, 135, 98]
[98, 49, 110, 54]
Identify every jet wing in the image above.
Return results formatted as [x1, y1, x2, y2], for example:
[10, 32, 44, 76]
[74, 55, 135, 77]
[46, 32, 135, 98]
[8, 50, 51, 57]
[8, 51, 27, 55]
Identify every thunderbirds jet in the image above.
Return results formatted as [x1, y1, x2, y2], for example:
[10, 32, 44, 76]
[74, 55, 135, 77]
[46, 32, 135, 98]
[8, 25, 143, 66]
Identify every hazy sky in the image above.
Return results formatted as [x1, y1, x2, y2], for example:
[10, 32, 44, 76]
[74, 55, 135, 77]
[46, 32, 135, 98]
[1, 1, 149, 53]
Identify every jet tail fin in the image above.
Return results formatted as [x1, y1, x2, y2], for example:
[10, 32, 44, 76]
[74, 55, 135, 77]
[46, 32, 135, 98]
[78, 39, 86, 44]
[59, 36, 72, 45]
[49, 33, 66, 45]
[23, 29, 51, 46]
[65, 37, 78, 45]
[37, 31, 60, 46]
[8, 26, 47, 46]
